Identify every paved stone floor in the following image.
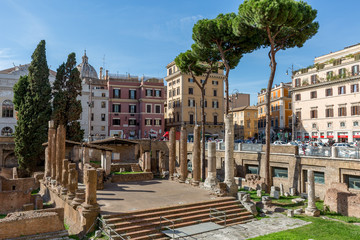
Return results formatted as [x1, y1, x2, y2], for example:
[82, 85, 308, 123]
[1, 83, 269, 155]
[97, 179, 218, 214]
[182, 213, 310, 240]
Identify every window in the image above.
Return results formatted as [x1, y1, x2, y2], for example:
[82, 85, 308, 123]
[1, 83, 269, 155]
[155, 105, 161, 113]
[295, 78, 301, 87]
[212, 80, 218, 85]
[340, 122, 346, 127]
[91, 113, 94, 121]
[273, 167, 288, 178]
[310, 109, 318, 119]
[169, 68, 172, 75]
[188, 78, 194, 83]
[288, 103, 292, 110]
[325, 108, 334, 117]
[213, 89, 217, 96]
[338, 68, 346, 78]
[177, 87, 180, 95]
[295, 94, 301, 101]
[212, 100, 219, 108]
[169, 90, 172, 98]
[246, 165, 259, 174]
[101, 114, 105, 121]
[113, 89, 121, 98]
[326, 71, 333, 80]
[325, 88, 333, 96]
[312, 123, 317, 129]
[101, 93, 106, 97]
[129, 119, 137, 125]
[201, 79, 205, 84]
[146, 105, 152, 113]
[129, 105, 136, 113]
[146, 89, 153, 97]
[346, 175, 360, 189]
[333, 58, 342, 66]
[310, 91, 317, 99]
[354, 121, 359, 127]
[112, 119, 120, 125]
[113, 104, 121, 113]
[1, 127, 13, 136]
[304, 171, 325, 184]
[188, 99, 195, 107]
[204, 100, 207, 108]
[338, 107, 347, 116]
[351, 106, 360, 115]
[101, 126, 105, 131]
[296, 111, 301, 121]
[327, 122, 332, 128]
[2, 100, 13, 118]
[247, 120, 250, 128]
[154, 90, 161, 97]
[214, 115, 218, 125]
[101, 101, 106, 108]
[351, 84, 359, 93]
[311, 74, 317, 84]
[352, 65, 359, 76]
[129, 90, 136, 99]
[338, 86, 346, 95]
[189, 114, 194, 124]
[154, 119, 161, 126]
[172, 89, 175, 96]
[188, 87, 194, 95]
[145, 119, 152, 126]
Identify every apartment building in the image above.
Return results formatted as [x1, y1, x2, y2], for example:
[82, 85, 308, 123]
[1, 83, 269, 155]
[108, 74, 164, 139]
[292, 44, 360, 143]
[77, 52, 108, 141]
[164, 61, 225, 138]
[229, 93, 250, 110]
[231, 106, 258, 140]
[0, 64, 56, 136]
[257, 82, 292, 142]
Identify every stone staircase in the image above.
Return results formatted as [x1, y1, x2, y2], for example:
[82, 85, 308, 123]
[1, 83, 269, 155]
[6, 230, 69, 240]
[131, 164, 142, 172]
[102, 197, 254, 240]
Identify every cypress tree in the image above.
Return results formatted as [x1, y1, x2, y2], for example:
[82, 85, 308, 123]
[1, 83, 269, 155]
[52, 52, 83, 142]
[14, 40, 52, 176]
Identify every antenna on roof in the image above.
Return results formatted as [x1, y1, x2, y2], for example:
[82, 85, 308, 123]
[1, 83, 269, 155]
[102, 54, 106, 70]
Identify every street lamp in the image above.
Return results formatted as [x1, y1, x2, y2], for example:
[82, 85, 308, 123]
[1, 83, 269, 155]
[286, 65, 295, 142]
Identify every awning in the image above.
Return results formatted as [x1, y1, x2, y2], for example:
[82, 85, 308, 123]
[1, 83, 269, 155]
[327, 136, 334, 138]
[338, 135, 348, 138]
[312, 136, 318, 138]
[320, 136, 325, 138]
[354, 135, 360, 138]
[304, 136, 309, 138]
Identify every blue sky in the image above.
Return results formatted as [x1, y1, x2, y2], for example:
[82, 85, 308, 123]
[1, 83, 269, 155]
[1, 0, 360, 105]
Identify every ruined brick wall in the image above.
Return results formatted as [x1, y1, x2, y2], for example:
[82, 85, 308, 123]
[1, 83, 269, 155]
[0, 191, 31, 214]
[0, 210, 64, 239]
[1, 177, 36, 192]
[111, 172, 153, 183]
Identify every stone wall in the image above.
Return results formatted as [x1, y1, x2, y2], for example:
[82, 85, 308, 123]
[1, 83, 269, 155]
[111, 163, 138, 173]
[0, 208, 64, 239]
[111, 172, 153, 183]
[1, 176, 36, 192]
[0, 191, 31, 214]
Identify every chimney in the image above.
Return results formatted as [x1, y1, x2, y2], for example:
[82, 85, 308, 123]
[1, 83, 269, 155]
[99, 67, 103, 80]
[106, 70, 109, 80]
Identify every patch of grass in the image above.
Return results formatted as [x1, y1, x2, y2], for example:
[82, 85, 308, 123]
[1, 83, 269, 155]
[249, 215, 360, 240]
[113, 171, 143, 175]
[0, 214, 6, 219]
[90, 160, 101, 165]
[31, 188, 40, 195]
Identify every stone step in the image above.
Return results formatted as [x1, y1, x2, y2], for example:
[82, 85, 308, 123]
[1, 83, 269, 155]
[131, 164, 142, 172]
[103, 197, 235, 220]
[5, 230, 69, 240]
[105, 199, 240, 224]
[112, 205, 246, 230]
[113, 212, 253, 239]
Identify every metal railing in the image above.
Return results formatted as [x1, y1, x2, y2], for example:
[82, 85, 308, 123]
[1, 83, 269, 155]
[92, 217, 128, 240]
[336, 147, 360, 159]
[159, 216, 176, 239]
[209, 208, 226, 226]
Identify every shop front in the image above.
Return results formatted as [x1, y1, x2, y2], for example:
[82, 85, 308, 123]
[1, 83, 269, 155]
[337, 132, 349, 143]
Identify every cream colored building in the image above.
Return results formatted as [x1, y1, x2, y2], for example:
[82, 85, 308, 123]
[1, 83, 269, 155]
[292, 43, 360, 142]
[231, 106, 258, 140]
[164, 61, 225, 139]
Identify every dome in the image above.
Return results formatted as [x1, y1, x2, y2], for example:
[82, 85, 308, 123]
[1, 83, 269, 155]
[77, 51, 98, 79]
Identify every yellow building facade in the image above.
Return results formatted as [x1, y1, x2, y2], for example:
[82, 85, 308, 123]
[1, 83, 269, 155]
[231, 106, 258, 140]
[257, 82, 292, 142]
[164, 61, 225, 138]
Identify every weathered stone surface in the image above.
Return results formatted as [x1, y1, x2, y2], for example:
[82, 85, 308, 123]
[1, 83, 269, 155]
[294, 208, 304, 215]
[192, 125, 201, 185]
[159, 151, 165, 174]
[287, 209, 294, 217]
[204, 142, 218, 189]
[50, 128, 57, 180]
[68, 163, 77, 200]
[242, 201, 258, 216]
[55, 125, 66, 184]
[257, 190, 262, 197]
[292, 198, 306, 204]
[279, 183, 284, 196]
[289, 187, 296, 196]
[61, 159, 69, 195]
[83, 168, 98, 207]
[271, 190, 280, 199]
[144, 151, 151, 173]
[169, 127, 176, 179]
[224, 114, 237, 196]
[22, 203, 34, 211]
[242, 193, 251, 202]
[179, 127, 188, 183]
[305, 170, 320, 217]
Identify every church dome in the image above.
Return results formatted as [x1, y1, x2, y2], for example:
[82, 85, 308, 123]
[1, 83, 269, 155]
[77, 51, 98, 79]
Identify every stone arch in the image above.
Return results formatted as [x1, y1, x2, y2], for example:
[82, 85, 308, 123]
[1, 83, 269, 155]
[2, 100, 14, 118]
[1, 126, 13, 136]
[4, 152, 17, 168]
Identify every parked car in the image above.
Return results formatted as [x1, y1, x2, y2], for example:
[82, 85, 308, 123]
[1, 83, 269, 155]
[273, 140, 287, 145]
[287, 141, 299, 146]
[333, 143, 351, 147]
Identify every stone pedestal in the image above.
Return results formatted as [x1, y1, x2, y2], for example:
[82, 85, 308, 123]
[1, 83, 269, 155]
[192, 125, 201, 185]
[179, 127, 187, 183]
[82, 168, 98, 208]
[44, 146, 50, 180]
[159, 151, 165, 174]
[279, 183, 284, 196]
[169, 127, 176, 180]
[61, 159, 69, 195]
[305, 170, 320, 217]
[101, 150, 112, 175]
[204, 142, 218, 188]
[289, 187, 296, 196]
[68, 163, 77, 201]
[50, 127, 57, 180]
[55, 125, 66, 185]
[72, 189, 85, 208]
[144, 151, 151, 172]
[83, 147, 90, 164]
[12, 167, 18, 179]
[224, 114, 237, 196]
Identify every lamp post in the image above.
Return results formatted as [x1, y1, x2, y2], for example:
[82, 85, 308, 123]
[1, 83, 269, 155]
[286, 65, 295, 142]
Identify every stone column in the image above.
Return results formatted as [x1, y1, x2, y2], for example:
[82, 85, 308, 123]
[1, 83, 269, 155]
[50, 129, 57, 180]
[204, 142, 218, 188]
[305, 170, 320, 217]
[144, 151, 151, 172]
[101, 150, 111, 175]
[56, 125, 66, 185]
[224, 114, 237, 196]
[82, 168, 98, 208]
[169, 127, 176, 180]
[68, 163, 77, 201]
[44, 146, 50, 180]
[179, 127, 187, 183]
[192, 125, 201, 185]
[61, 159, 69, 195]
[83, 147, 90, 164]
[159, 151, 165, 174]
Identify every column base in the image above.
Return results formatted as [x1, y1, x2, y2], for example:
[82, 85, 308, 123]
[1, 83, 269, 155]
[204, 177, 218, 189]
[305, 208, 320, 217]
[224, 179, 238, 196]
